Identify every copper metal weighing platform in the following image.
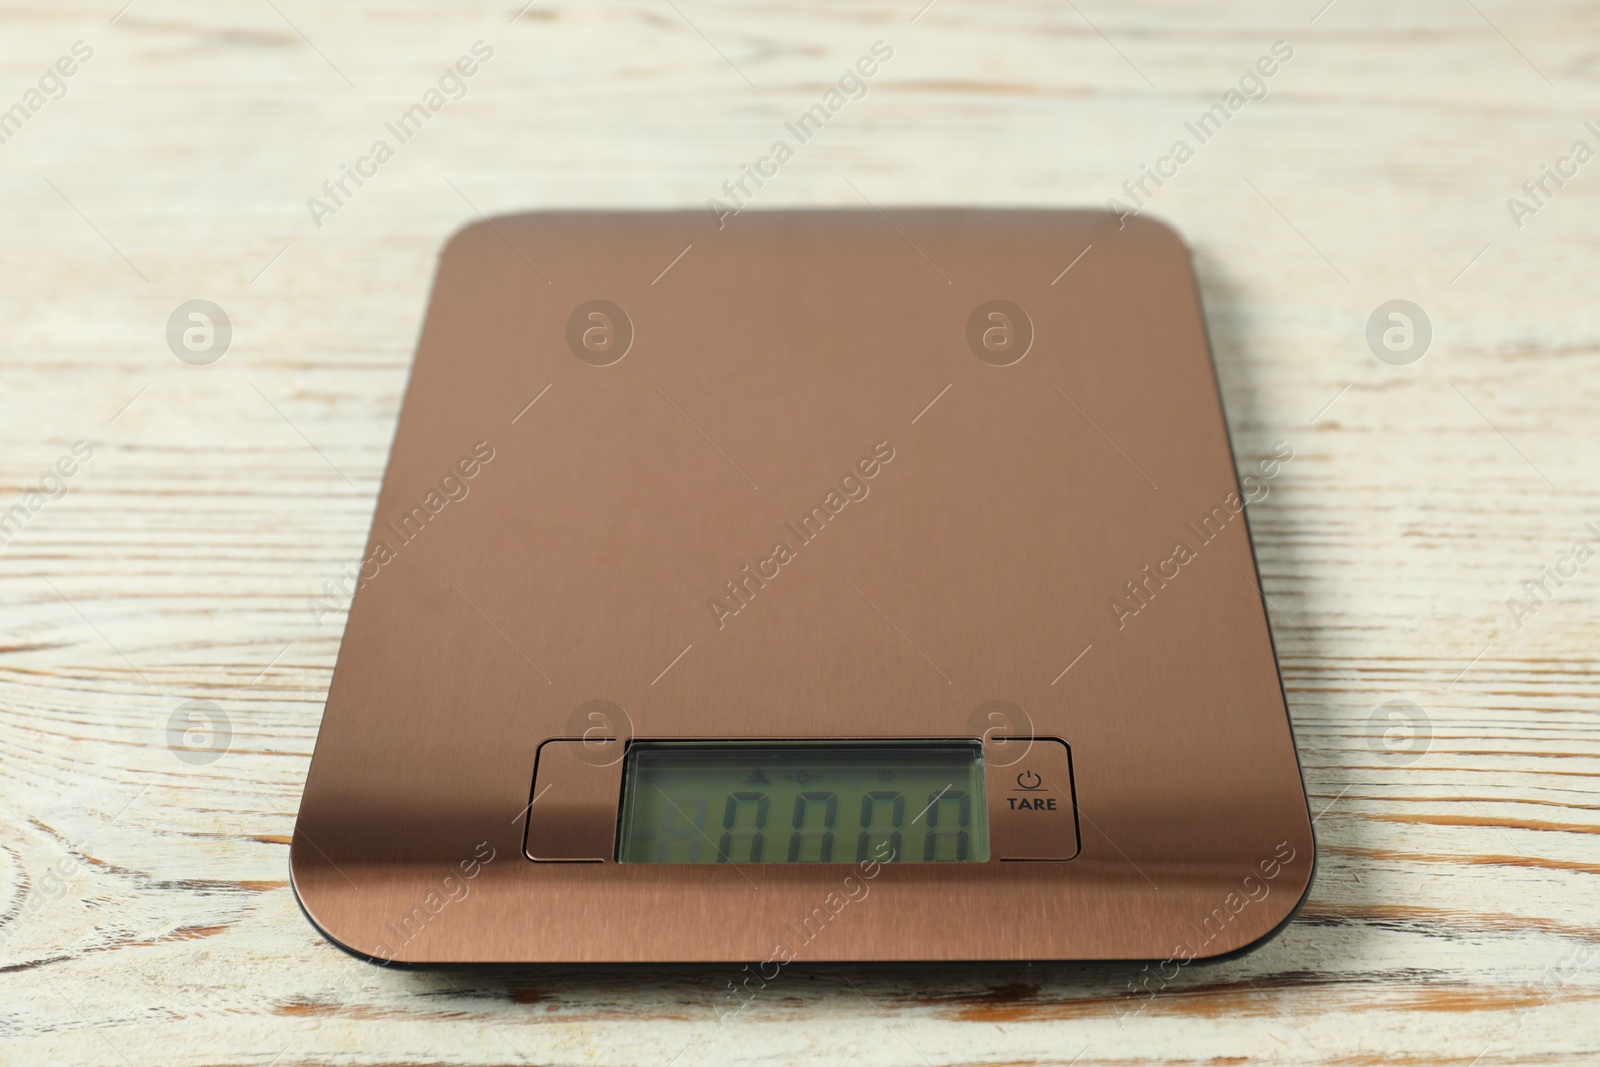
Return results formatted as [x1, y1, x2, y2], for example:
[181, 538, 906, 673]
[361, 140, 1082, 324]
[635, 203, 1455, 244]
[292, 209, 1314, 965]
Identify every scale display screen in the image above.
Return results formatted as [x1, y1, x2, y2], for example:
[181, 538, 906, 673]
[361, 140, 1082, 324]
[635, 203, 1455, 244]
[617, 742, 989, 864]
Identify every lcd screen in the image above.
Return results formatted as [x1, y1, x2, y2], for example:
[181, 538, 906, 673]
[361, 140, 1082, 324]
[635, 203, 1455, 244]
[616, 742, 989, 864]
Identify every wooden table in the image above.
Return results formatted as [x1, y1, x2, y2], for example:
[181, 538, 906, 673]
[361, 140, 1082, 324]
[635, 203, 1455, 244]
[3, 1, 1597, 1063]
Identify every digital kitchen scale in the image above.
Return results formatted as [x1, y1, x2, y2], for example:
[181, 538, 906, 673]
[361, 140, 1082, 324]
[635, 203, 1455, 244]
[292, 209, 1314, 965]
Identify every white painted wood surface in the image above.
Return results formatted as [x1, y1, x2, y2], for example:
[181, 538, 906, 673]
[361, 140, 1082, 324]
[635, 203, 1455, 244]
[2, 1, 1598, 1063]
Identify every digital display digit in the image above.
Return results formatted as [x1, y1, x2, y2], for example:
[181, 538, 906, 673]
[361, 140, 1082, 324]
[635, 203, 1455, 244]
[616, 742, 988, 864]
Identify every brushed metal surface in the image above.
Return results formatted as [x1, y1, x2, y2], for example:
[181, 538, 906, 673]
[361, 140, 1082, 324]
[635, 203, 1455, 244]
[291, 209, 1315, 964]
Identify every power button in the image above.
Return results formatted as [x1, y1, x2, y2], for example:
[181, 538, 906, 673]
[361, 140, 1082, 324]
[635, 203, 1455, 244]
[985, 738, 1079, 861]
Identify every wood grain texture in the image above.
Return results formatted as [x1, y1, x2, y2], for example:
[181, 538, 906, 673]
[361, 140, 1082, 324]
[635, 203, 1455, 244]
[2, 0, 1598, 1063]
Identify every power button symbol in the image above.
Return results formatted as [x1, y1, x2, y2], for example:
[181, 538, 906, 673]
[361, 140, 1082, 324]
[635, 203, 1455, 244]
[1016, 770, 1042, 790]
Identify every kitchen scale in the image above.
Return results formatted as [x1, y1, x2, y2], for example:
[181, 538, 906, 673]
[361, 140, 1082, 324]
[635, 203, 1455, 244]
[292, 209, 1314, 965]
